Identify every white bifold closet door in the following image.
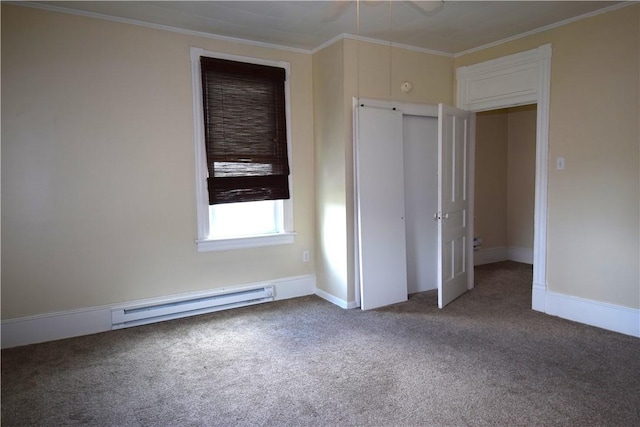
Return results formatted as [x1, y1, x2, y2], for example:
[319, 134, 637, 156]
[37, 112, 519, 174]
[356, 103, 470, 310]
[355, 106, 408, 310]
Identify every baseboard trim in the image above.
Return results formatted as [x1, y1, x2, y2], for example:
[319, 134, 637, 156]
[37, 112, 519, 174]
[347, 301, 359, 309]
[542, 290, 639, 337]
[508, 246, 534, 264]
[474, 246, 534, 265]
[314, 288, 358, 309]
[531, 282, 546, 312]
[1, 275, 316, 349]
[1, 306, 113, 350]
[474, 247, 508, 265]
[273, 275, 316, 301]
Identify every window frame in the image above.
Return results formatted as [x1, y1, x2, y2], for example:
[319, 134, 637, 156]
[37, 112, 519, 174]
[190, 47, 295, 252]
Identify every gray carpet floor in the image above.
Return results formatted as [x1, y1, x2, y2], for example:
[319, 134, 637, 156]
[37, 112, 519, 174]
[2, 261, 639, 426]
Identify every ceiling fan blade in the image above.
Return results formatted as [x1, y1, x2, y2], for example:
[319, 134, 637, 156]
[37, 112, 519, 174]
[322, 0, 353, 23]
[411, 0, 444, 14]
[322, 0, 443, 23]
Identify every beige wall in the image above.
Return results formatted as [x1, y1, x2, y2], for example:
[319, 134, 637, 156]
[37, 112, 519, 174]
[312, 41, 349, 302]
[475, 106, 536, 254]
[475, 110, 508, 250]
[507, 105, 536, 250]
[312, 39, 454, 303]
[343, 39, 453, 302]
[1, 5, 316, 319]
[345, 40, 454, 104]
[4, 3, 637, 320]
[458, 5, 640, 308]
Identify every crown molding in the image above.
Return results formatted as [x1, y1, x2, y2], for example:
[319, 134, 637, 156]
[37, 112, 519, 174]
[10, 1, 635, 59]
[454, 1, 634, 58]
[11, 1, 313, 55]
[311, 32, 453, 57]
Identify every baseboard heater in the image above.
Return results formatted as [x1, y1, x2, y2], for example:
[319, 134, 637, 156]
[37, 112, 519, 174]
[111, 285, 274, 330]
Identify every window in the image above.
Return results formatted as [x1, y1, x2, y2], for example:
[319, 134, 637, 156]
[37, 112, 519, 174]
[209, 200, 281, 239]
[191, 48, 295, 252]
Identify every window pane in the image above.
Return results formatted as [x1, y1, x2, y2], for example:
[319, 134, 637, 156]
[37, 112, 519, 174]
[209, 200, 281, 239]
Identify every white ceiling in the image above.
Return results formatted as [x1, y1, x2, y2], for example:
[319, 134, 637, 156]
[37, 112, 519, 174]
[34, 1, 624, 54]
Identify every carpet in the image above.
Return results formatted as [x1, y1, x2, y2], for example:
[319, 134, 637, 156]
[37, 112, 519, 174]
[2, 262, 639, 426]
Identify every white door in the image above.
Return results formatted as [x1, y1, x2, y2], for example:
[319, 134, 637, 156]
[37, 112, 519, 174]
[438, 104, 470, 308]
[356, 106, 408, 310]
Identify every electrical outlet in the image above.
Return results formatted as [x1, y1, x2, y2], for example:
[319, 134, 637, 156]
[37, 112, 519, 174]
[473, 237, 482, 250]
[303, 251, 310, 262]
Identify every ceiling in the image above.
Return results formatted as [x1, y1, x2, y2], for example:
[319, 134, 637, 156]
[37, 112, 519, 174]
[34, 1, 624, 54]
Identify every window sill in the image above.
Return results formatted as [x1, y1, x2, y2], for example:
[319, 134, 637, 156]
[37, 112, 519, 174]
[196, 232, 296, 252]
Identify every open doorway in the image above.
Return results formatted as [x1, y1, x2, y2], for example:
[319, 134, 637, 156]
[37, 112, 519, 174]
[456, 45, 551, 311]
[473, 104, 537, 270]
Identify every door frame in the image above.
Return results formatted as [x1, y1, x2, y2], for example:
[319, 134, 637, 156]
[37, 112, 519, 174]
[352, 99, 472, 308]
[456, 44, 551, 312]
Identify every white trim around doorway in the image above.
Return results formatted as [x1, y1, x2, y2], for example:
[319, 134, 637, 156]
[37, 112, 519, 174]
[456, 44, 552, 313]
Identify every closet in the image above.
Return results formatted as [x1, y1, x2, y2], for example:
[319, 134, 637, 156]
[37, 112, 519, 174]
[403, 115, 439, 295]
[354, 101, 471, 310]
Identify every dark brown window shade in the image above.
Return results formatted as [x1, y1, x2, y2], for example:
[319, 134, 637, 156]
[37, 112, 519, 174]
[200, 56, 290, 205]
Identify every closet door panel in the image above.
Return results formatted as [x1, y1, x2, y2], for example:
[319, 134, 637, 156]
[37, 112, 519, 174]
[356, 106, 408, 310]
